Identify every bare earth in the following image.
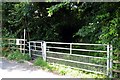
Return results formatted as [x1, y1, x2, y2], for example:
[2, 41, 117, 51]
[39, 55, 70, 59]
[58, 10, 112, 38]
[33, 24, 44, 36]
[0, 57, 70, 78]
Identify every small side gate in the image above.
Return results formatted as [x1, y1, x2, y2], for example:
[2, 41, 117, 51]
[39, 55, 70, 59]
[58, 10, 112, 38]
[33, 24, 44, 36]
[28, 41, 46, 61]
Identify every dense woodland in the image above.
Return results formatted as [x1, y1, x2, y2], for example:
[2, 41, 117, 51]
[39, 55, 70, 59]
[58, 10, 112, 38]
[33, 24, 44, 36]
[2, 2, 120, 51]
[2, 2, 120, 77]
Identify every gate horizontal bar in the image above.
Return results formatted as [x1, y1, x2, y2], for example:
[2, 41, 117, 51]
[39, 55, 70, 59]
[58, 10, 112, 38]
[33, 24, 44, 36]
[47, 51, 107, 59]
[28, 45, 42, 48]
[32, 54, 42, 57]
[29, 41, 43, 43]
[30, 49, 42, 52]
[46, 42, 107, 46]
[50, 63, 106, 75]
[72, 48, 107, 53]
[47, 46, 107, 52]
[47, 56, 107, 67]
[47, 46, 70, 50]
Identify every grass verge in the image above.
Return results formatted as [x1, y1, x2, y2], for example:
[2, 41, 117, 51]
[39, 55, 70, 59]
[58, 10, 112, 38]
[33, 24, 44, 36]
[33, 57, 106, 78]
[1, 50, 31, 62]
[1, 51, 107, 78]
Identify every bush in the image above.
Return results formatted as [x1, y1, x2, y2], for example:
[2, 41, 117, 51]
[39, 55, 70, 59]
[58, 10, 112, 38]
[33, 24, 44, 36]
[7, 50, 23, 61]
[7, 50, 31, 61]
[34, 57, 49, 68]
[23, 54, 31, 61]
[1, 51, 10, 57]
[59, 69, 66, 75]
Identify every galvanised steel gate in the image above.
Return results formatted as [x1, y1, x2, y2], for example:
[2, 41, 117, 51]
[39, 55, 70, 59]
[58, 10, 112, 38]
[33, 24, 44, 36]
[28, 41, 46, 61]
[27, 41, 112, 78]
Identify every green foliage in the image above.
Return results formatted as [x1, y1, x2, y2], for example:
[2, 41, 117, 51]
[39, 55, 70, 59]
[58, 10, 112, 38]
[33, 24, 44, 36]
[47, 2, 69, 17]
[113, 64, 120, 71]
[34, 57, 49, 68]
[2, 28, 15, 38]
[2, 2, 120, 49]
[7, 50, 23, 60]
[2, 2, 120, 78]
[23, 53, 31, 61]
[1, 51, 10, 57]
[33, 57, 106, 78]
[49, 63, 106, 78]
[7, 50, 31, 61]
[113, 63, 120, 78]
[58, 67, 67, 75]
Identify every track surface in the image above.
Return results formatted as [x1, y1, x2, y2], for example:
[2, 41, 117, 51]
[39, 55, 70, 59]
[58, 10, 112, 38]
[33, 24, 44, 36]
[0, 57, 69, 78]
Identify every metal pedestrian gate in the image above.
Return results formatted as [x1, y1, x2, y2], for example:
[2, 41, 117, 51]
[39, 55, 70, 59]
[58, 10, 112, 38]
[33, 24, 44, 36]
[28, 41, 46, 61]
[27, 41, 113, 78]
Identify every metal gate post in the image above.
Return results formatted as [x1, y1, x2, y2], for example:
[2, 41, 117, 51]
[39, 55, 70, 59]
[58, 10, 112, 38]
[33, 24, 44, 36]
[42, 41, 46, 61]
[70, 43, 72, 54]
[20, 42, 22, 53]
[28, 42, 31, 57]
[109, 45, 113, 78]
[107, 44, 110, 77]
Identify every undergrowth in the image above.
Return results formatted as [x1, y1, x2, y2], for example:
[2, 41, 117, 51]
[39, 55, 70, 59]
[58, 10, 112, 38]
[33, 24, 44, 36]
[34, 57, 49, 68]
[49, 63, 106, 78]
[1, 51, 110, 78]
[33, 57, 106, 78]
[6, 50, 31, 61]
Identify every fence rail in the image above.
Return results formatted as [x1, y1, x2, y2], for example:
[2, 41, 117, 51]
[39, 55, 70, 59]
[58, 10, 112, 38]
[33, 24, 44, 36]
[47, 51, 107, 59]
[46, 42, 108, 46]
[47, 56, 106, 67]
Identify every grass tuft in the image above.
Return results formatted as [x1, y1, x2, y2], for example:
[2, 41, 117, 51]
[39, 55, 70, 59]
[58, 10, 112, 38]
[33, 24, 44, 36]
[7, 50, 31, 61]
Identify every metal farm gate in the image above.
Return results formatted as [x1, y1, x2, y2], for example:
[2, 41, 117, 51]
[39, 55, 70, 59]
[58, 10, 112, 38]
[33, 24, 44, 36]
[27, 41, 113, 78]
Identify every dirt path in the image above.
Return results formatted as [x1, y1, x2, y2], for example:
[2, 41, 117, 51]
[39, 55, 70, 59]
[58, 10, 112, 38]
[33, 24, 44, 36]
[0, 57, 69, 78]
